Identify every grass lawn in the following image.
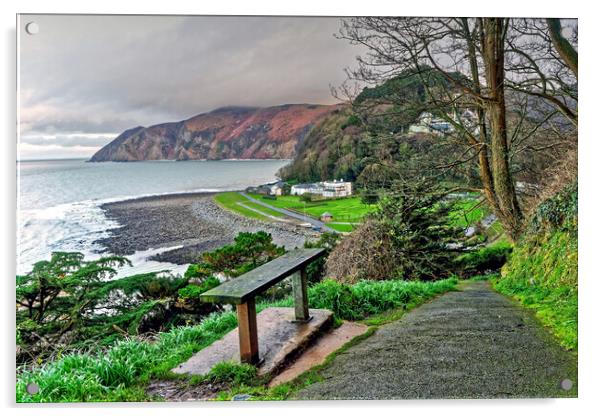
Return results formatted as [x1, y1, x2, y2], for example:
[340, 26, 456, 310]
[214, 192, 285, 220]
[448, 198, 489, 228]
[328, 223, 357, 233]
[248, 194, 375, 223]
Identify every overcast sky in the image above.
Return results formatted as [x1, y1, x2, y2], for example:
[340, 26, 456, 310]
[18, 15, 362, 160]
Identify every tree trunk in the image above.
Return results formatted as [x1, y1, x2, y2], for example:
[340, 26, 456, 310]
[461, 19, 500, 221]
[547, 18, 578, 79]
[481, 18, 524, 241]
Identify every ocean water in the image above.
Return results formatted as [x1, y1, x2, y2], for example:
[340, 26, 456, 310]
[17, 158, 289, 276]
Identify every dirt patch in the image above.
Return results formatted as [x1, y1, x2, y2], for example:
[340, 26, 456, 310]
[146, 378, 228, 401]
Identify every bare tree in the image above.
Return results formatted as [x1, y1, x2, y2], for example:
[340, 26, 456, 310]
[337, 17, 577, 241]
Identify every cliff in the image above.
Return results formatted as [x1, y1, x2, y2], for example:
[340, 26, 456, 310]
[90, 104, 339, 161]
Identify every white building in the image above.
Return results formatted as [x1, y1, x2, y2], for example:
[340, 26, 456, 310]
[291, 179, 353, 198]
[322, 179, 353, 198]
[291, 183, 324, 196]
[408, 112, 452, 136]
[269, 183, 284, 196]
[409, 110, 480, 137]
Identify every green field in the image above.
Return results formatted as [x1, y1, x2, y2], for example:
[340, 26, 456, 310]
[448, 198, 488, 228]
[219, 192, 491, 234]
[248, 194, 374, 223]
[214, 192, 285, 220]
[328, 223, 357, 232]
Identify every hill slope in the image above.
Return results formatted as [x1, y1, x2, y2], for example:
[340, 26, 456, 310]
[494, 181, 578, 350]
[90, 104, 338, 162]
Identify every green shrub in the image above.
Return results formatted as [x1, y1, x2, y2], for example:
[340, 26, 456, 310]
[16, 311, 238, 403]
[529, 181, 577, 232]
[16, 252, 192, 360]
[303, 232, 341, 284]
[341, 114, 362, 130]
[198, 231, 285, 277]
[326, 180, 464, 282]
[184, 263, 212, 279]
[308, 277, 457, 320]
[177, 276, 221, 301]
[454, 241, 512, 276]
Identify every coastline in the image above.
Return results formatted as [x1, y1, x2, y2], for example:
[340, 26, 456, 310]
[95, 191, 314, 266]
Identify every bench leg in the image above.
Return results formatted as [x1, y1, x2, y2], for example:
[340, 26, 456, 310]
[292, 269, 310, 321]
[236, 299, 259, 365]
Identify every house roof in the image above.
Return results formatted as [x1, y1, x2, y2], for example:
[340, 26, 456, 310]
[293, 183, 322, 189]
[320, 212, 333, 217]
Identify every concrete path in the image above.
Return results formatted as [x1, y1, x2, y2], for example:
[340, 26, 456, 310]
[238, 192, 337, 233]
[297, 281, 577, 400]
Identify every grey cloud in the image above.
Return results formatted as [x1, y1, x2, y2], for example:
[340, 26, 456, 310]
[19, 15, 363, 158]
[21, 134, 115, 148]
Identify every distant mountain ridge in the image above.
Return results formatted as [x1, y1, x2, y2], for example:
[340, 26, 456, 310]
[90, 104, 340, 162]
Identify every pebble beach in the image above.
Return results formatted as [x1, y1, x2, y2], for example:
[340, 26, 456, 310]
[95, 192, 314, 266]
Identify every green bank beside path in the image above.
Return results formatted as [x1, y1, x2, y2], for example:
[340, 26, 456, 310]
[493, 182, 578, 351]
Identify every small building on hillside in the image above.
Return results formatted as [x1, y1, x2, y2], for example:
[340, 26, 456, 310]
[408, 112, 452, 136]
[269, 182, 284, 196]
[409, 110, 480, 137]
[320, 212, 333, 222]
[249, 180, 285, 196]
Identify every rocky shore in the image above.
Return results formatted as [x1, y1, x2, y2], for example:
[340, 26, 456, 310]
[96, 192, 314, 265]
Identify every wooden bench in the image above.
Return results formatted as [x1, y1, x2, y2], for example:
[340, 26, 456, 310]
[200, 248, 326, 365]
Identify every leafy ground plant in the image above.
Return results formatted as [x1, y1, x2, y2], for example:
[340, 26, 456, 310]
[16, 312, 238, 403]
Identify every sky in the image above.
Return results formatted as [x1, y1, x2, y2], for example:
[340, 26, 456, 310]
[18, 15, 362, 160]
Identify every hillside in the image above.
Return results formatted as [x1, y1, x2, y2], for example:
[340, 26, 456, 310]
[278, 69, 459, 184]
[278, 107, 368, 182]
[90, 104, 339, 162]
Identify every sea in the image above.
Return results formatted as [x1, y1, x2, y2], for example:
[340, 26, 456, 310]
[17, 158, 289, 277]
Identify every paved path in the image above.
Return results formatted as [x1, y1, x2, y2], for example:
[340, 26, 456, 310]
[297, 281, 577, 399]
[238, 192, 337, 233]
[236, 202, 289, 222]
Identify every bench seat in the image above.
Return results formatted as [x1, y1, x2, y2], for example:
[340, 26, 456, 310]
[200, 247, 326, 364]
[200, 248, 325, 304]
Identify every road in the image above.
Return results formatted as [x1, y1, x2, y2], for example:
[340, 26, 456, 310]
[238, 192, 337, 233]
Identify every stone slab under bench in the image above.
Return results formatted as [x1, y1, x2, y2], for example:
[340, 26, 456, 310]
[172, 307, 333, 377]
